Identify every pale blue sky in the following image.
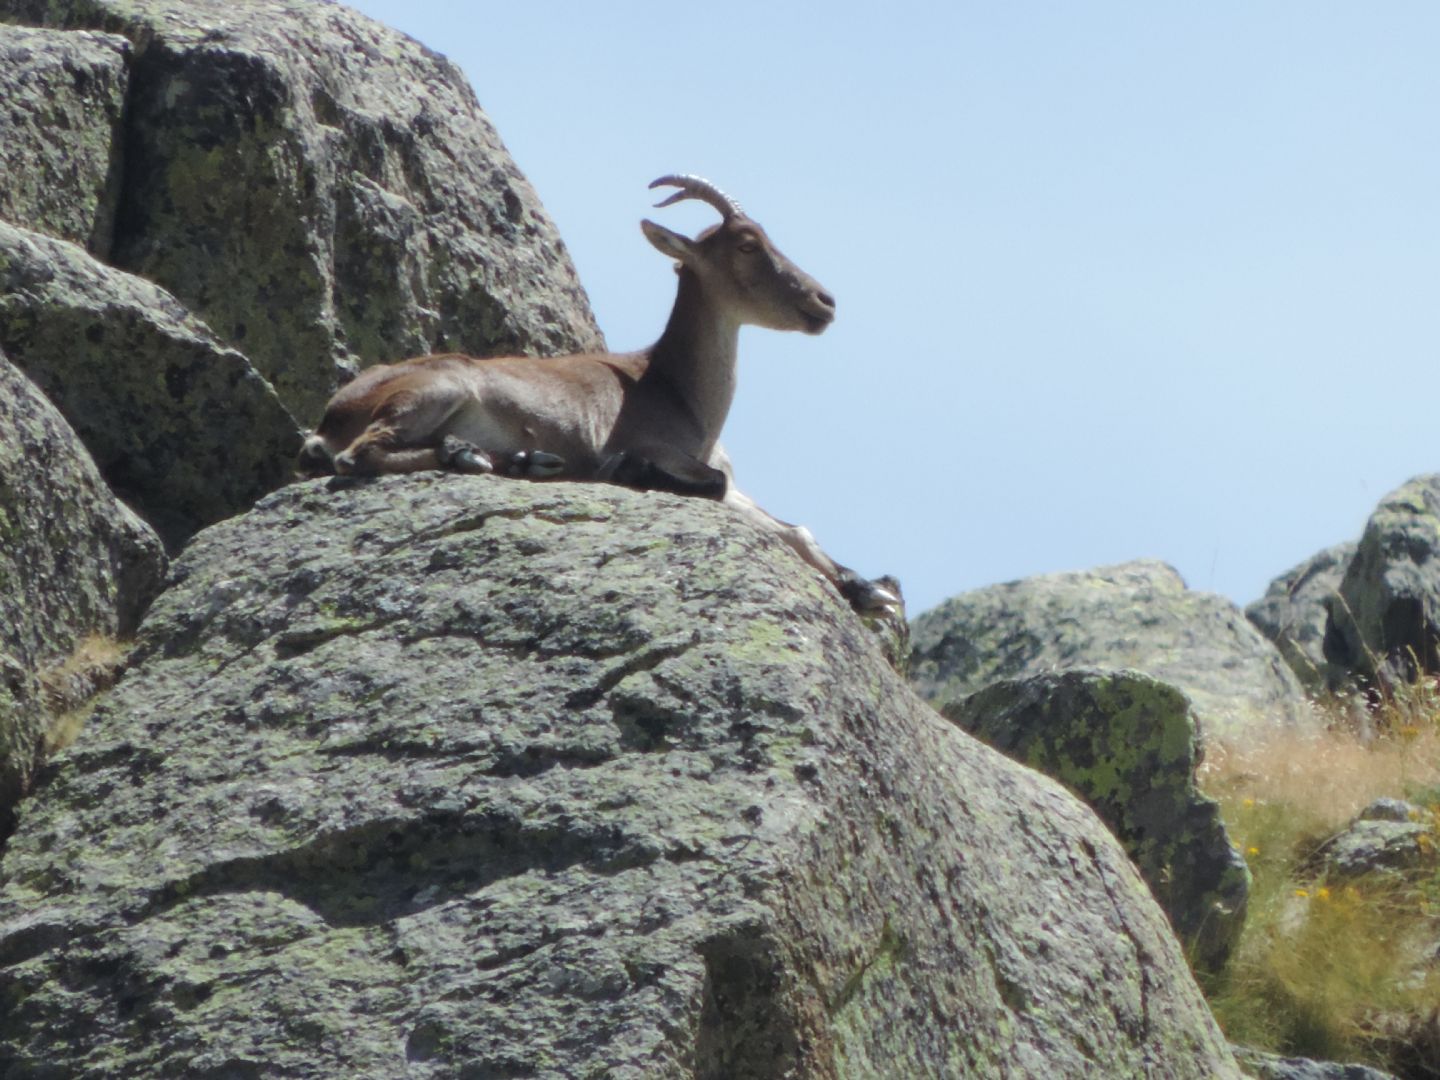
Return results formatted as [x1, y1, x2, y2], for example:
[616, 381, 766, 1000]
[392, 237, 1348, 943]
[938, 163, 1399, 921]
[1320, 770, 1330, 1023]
[348, 1, 1439, 616]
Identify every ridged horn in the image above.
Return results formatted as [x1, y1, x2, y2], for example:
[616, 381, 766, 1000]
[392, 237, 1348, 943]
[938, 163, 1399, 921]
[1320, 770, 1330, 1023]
[648, 174, 745, 221]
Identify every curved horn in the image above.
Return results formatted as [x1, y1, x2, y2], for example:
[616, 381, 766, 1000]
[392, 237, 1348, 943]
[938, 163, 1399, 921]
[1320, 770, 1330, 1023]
[648, 174, 745, 221]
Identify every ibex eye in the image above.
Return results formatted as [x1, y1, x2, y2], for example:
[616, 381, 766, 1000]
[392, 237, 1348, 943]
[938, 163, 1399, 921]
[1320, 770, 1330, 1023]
[737, 240, 759, 253]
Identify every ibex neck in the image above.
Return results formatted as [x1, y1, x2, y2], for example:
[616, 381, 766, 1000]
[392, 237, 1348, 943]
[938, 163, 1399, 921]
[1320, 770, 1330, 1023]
[647, 269, 740, 457]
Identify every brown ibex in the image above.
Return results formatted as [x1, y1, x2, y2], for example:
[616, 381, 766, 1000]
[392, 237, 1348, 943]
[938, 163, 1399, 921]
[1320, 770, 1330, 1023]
[298, 175, 896, 612]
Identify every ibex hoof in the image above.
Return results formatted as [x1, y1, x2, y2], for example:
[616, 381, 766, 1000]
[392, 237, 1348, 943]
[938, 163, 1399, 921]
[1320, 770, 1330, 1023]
[837, 570, 902, 615]
[440, 435, 495, 475]
[508, 450, 566, 478]
[600, 450, 726, 498]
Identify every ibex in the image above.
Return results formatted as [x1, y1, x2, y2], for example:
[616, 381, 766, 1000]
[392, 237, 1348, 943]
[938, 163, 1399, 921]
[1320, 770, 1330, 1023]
[298, 175, 896, 612]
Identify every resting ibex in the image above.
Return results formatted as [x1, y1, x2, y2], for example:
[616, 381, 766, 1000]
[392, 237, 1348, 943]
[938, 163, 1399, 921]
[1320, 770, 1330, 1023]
[298, 175, 896, 612]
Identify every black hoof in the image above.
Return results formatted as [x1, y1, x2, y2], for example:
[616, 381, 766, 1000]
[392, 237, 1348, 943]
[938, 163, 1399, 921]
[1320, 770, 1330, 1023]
[508, 450, 566, 478]
[440, 435, 494, 475]
[837, 569, 902, 614]
[602, 451, 726, 499]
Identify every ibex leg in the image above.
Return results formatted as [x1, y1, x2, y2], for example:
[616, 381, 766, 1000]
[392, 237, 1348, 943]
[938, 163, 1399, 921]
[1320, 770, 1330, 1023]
[720, 487, 898, 613]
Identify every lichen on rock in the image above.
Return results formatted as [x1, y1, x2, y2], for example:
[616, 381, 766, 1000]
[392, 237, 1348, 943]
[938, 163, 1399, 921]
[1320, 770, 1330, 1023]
[944, 669, 1250, 974]
[0, 475, 1241, 1078]
[910, 558, 1316, 746]
[2, 0, 606, 420]
[0, 347, 164, 838]
[0, 24, 129, 256]
[0, 221, 302, 547]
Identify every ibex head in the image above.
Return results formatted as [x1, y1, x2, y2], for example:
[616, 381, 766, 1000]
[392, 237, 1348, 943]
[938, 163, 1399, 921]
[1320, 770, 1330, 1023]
[641, 174, 836, 335]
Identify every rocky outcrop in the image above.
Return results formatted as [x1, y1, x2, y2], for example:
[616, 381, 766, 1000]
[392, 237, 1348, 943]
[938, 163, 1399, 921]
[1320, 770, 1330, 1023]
[0, 26, 128, 255]
[0, 0, 609, 554]
[1232, 1045, 1400, 1080]
[0, 221, 303, 547]
[1247, 542, 1357, 693]
[910, 559, 1315, 745]
[0, 348, 164, 835]
[943, 670, 1249, 974]
[1326, 476, 1440, 689]
[1, 0, 606, 420]
[1311, 800, 1437, 881]
[0, 476, 1241, 1078]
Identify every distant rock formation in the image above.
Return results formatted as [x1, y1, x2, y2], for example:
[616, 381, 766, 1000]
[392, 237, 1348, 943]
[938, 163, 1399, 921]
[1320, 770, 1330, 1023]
[1246, 542, 1356, 693]
[1233, 1044, 1400, 1080]
[1250, 476, 1440, 697]
[910, 558, 1315, 745]
[1326, 476, 1440, 691]
[1310, 799, 1437, 882]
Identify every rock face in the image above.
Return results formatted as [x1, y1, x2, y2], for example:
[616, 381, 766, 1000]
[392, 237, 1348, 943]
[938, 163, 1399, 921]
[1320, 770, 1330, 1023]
[0, 348, 165, 834]
[1, 0, 606, 420]
[1247, 542, 1357, 693]
[1326, 476, 1440, 689]
[910, 559, 1314, 745]
[0, 476, 1240, 1078]
[944, 670, 1249, 974]
[0, 26, 128, 255]
[0, 221, 303, 547]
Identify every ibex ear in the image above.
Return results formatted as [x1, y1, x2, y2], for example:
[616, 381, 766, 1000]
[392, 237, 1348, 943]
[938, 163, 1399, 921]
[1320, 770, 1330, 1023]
[641, 219, 696, 265]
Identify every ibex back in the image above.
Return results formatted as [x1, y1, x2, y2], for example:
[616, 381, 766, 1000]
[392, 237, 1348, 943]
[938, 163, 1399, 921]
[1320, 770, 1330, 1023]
[299, 175, 896, 613]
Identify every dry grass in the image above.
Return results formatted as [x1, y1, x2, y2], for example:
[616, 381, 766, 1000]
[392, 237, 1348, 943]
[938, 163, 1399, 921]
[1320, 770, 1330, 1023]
[1201, 721, 1440, 838]
[1199, 680, 1440, 1073]
[37, 634, 127, 755]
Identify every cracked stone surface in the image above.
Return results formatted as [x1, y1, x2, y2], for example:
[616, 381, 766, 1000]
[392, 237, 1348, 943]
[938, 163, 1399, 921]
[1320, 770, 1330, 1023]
[0, 347, 164, 835]
[0, 474, 1239, 1077]
[0, 25, 129, 255]
[0, 220, 302, 547]
[0, 0, 605, 420]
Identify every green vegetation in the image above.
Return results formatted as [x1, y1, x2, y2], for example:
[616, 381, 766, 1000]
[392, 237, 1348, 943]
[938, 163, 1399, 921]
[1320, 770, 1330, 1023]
[1200, 677, 1440, 1073]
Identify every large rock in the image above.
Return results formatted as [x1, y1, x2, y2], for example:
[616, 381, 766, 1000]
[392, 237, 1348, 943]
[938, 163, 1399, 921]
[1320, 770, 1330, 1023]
[0, 25, 128, 255]
[1247, 542, 1357, 693]
[1326, 476, 1440, 689]
[944, 670, 1249, 974]
[0, 348, 164, 835]
[910, 559, 1315, 745]
[0, 475, 1240, 1078]
[1, 0, 606, 420]
[0, 221, 302, 546]
[1232, 1045, 1399, 1080]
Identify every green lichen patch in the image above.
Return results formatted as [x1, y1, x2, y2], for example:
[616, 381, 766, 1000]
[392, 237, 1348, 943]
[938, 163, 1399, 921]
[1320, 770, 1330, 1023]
[946, 669, 1249, 974]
